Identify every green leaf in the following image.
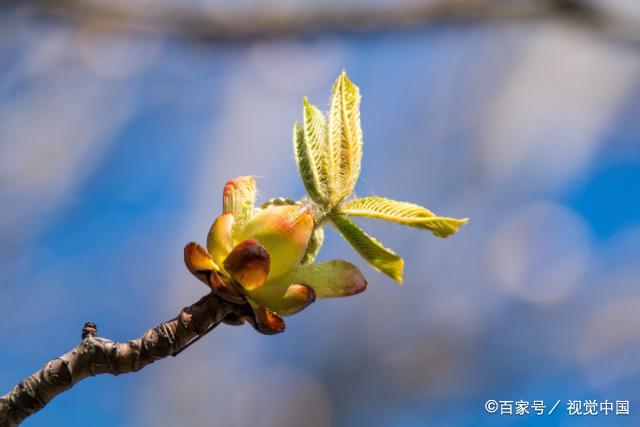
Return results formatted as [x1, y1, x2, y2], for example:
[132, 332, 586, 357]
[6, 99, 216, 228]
[328, 70, 362, 205]
[301, 226, 324, 265]
[248, 283, 315, 317]
[207, 213, 235, 266]
[297, 98, 330, 204]
[339, 197, 468, 238]
[222, 176, 257, 238]
[276, 259, 367, 298]
[331, 213, 404, 283]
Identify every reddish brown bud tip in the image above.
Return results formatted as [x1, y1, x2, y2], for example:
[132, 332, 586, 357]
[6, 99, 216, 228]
[223, 239, 270, 291]
[247, 301, 286, 335]
[184, 242, 218, 287]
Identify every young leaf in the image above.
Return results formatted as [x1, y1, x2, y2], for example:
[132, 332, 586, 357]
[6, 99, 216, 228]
[301, 226, 324, 265]
[328, 71, 362, 205]
[207, 213, 235, 266]
[339, 197, 468, 238]
[222, 176, 257, 238]
[275, 259, 367, 298]
[248, 283, 315, 316]
[330, 213, 404, 283]
[294, 98, 330, 205]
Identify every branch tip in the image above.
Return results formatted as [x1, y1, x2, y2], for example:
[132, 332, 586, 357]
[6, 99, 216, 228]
[81, 322, 97, 340]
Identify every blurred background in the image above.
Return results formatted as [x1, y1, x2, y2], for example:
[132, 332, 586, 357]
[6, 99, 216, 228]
[1, 0, 639, 426]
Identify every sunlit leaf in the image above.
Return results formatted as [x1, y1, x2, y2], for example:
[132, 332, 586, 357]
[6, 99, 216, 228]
[276, 259, 367, 298]
[293, 97, 330, 205]
[301, 226, 324, 265]
[339, 196, 469, 238]
[222, 176, 256, 238]
[327, 70, 362, 205]
[207, 213, 235, 266]
[248, 283, 315, 316]
[330, 214, 404, 283]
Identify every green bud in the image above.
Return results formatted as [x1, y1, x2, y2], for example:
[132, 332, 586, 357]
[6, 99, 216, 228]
[237, 205, 314, 279]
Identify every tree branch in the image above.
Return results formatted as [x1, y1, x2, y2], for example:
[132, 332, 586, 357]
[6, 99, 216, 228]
[0, 292, 260, 427]
[13, 0, 640, 50]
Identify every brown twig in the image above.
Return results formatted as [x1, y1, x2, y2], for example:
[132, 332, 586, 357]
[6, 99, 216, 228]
[15, 0, 639, 49]
[0, 292, 262, 427]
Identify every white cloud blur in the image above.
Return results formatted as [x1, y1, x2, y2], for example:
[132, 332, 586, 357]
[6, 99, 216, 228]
[480, 22, 640, 195]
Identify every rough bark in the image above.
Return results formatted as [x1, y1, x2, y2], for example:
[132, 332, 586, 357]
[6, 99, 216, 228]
[0, 293, 259, 427]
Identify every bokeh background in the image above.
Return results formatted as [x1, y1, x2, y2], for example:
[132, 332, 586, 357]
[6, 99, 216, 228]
[1, 1, 639, 426]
